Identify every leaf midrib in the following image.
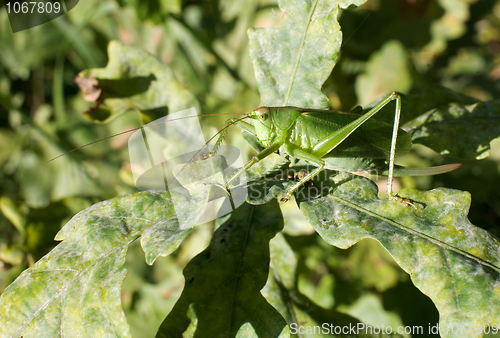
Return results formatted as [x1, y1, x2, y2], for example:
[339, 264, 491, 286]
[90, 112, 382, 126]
[329, 194, 500, 273]
[284, 0, 320, 106]
[228, 205, 254, 335]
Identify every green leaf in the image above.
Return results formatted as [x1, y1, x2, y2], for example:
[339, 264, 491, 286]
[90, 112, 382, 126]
[355, 40, 412, 106]
[356, 85, 499, 160]
[0, 191, 204, 337]
[362, 85, 479, 126]
[248, 0, 368, 109]
[405, 99, 500, 160]
[78, 41, 198, 123]
[337, 293, 408, 337]
[0, 128, 18, 163]
[244, 153, 293, 205]
[0, 19, 65, 79]
[297, 173, 500, 338]
[421, 0, 474, 62]
[0, 197, 27, 237]
[16, 126, 104, 208]
[263, 234, 380, 338]
[156, 202, 288, 338]
[121, 0, 181, 22]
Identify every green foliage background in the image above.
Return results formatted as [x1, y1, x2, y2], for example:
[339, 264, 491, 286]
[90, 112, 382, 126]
[0, 0, 500, 337]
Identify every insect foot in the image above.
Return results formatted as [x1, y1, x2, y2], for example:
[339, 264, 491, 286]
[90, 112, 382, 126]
[389, 195, 419, 210]
[297, 170, 310, 180]
[278, 196, 289, 205]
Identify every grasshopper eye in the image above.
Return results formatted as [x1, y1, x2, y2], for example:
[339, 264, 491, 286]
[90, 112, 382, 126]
[258, 113, 268, 121]
[254, 107, 270, 122]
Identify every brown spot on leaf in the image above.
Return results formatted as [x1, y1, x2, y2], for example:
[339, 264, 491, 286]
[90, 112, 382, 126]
[75, 73, 102, 102]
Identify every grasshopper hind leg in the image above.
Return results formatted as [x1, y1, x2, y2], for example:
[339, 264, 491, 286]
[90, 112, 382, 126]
[384, 93, 419, 209]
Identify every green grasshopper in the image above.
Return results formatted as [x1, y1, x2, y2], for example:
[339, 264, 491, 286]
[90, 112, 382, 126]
[207, 91, 460, 205]
[50, 91, 460, 207]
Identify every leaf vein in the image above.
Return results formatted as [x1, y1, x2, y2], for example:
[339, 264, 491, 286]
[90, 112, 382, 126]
[284, 0, 320, 105]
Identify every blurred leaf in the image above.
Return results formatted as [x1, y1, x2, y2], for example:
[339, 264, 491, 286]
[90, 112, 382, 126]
[355, 40, 412, 106]
[249, 0, 368, 108]
[242, 130, 265, 153]
[2, 0, 500, 337]
[0, 197, 26, 237]
[121, 0, 180, 22]
[421, 0, 473, 62]
[263, 233, 379, 338]
[338, 238, 407, 293]
[0, 129, 18, 163]
[0, 14, 63, 79]
[406, 99, 500, 160]
[122, 243, 185, 338]
[78, 41, 198, 123]
[157, 202, 288, 338]
[399, 85, 479, 125]
[337, 293, 409, 337]
[284, 233, 408, 309]
[298, 173, 500, 338]
[443, 47, 487, 76]
[16, 129, 103, 207]
[0, 191, 204, 337]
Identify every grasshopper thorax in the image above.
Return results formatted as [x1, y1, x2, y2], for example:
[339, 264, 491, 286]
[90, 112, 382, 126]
[251, 107, 273, 146]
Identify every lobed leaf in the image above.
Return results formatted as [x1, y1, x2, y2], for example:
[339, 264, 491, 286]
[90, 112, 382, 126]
[0, 191, 205, 337]
[405, 99, 500, 160]
[248, 1, 500, 334]
[263, 233, 380, 338]
[156, 202, 288, 338]
[248, 0, 367, 109]
[296, 174, 500, 338]
[364, 85, 500, 160]
[77, 41, 198, 123]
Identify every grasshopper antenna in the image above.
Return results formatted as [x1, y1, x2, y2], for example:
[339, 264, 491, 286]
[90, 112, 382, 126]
[46, 113, 245, 164]
[341, 11, 371, 47]
[178, 114, 252, 174]
[200, 115, 251, 154]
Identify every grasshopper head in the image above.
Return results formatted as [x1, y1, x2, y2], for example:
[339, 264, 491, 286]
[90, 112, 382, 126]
[251, 107, 273, 146]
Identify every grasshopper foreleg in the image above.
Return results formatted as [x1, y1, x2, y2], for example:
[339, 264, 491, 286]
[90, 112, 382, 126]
[224, 141, 283, 189]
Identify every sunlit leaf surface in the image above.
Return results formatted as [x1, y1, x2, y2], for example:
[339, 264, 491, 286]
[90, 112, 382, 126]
[0, 191, 205, 337]
[157, 202, 288, 338]
[297, 173, 500, 338]
[249, 0, 368, 108]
